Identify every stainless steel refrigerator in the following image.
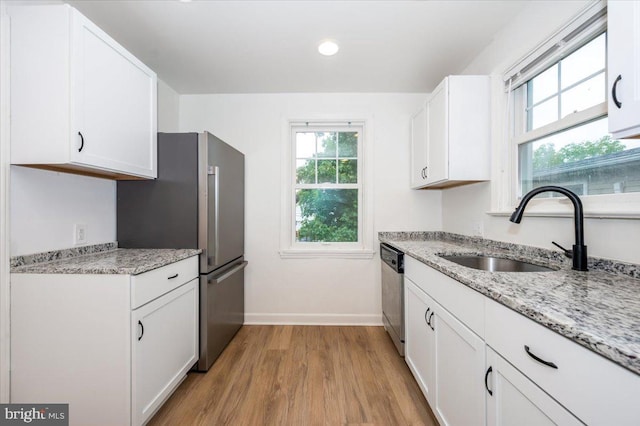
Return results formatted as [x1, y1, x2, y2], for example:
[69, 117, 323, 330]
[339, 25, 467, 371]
[117, 131, 246, 371]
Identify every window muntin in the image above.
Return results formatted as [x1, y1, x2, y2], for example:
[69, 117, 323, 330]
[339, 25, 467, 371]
[292, 128, 362, 245]
[525, 33, 606, 132]
[513, 31, 640, 199]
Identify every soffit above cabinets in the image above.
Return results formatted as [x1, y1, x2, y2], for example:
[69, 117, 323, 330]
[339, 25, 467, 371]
[65, 0, 530, 94]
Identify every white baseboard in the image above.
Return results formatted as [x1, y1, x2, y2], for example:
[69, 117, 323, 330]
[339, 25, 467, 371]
[244, 313, 383, 326]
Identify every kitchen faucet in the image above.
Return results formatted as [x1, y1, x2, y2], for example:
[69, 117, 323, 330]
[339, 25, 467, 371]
[509, 185, 588, 271]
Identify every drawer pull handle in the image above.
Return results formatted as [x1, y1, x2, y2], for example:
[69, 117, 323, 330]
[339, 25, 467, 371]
[524, 345, 558, 369]
[138, 320, 144, 341]
[168, 273, 179, 280]
[428, 312, 434, 330]
[485, 366, 493, 396]
[78, 131, 84, 152]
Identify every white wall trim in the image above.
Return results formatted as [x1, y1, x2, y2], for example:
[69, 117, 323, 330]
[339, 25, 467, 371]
[245, 313, 383, 326]
[0, 0, 11, 403]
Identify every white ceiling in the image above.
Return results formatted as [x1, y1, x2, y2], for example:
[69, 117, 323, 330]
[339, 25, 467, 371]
[64, 0, 530, 94]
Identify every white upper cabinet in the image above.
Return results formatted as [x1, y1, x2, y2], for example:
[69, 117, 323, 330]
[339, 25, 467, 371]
[607, 1, 640, 139]
[411, 75, 491, 189]
[410, 104, 428, 188]
[10, 4, 157, 179]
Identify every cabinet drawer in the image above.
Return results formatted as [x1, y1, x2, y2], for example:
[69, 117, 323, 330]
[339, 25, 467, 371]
[485, 298, 640, 425]
[131, 256, 198, 309]
[405, 256, 484, 337]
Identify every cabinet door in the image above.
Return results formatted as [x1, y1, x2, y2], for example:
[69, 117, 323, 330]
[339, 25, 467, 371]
[426, 79, 448, 185]
[486, 347, 582, 426]
[70, 8, 157, 178]
[132, 279, 198, 426]
[405, 278, 436, 405]
[608, 1, 640, 138]
[410, 104, 429, 188]
[433, 302, 485, 426]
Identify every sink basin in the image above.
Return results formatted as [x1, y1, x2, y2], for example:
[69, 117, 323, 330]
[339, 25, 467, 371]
[440, 255, 554, 272]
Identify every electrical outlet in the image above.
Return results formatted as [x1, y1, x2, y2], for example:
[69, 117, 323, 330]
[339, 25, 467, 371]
[74, 224, 87, 245]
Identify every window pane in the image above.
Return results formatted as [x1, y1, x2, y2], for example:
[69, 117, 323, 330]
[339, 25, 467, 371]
[296, 159, 315, 184]
[316, 132, 337, 158]
[317, 159, 337, 183]
[560, 73, 605, 118]
[296, 132, 316, 158]
[561, 33, 605, 89]
[529, 96, 558, 130]
[519, 117, 640, 196]
[338, 159, 357, 183]
[295, 189, 358, 242]
[338, 132, 358, 157]
[529, 64, 558, 104]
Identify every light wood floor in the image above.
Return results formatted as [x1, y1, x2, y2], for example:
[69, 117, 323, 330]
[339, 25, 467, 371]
[149, 325, 437, 426]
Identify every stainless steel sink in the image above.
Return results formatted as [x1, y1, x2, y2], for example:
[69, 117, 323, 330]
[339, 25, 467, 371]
[440, 255, 554, 272]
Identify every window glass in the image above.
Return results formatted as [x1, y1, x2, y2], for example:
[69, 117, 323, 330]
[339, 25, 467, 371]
[295, 189, 358, 242]
[293, 129, 360, 244]
[560, 73, 605, 118]
[561, 34, 606, 89]
[519, 117, 640, 196]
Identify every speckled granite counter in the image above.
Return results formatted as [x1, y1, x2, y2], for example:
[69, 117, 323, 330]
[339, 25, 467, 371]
[11, 243, 201, 275]
[379, 232, 640, 376]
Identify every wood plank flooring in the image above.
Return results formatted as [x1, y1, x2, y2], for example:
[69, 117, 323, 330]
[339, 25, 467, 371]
[148, 325, 437, 426]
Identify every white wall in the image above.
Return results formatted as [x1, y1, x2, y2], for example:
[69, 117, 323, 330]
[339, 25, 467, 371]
[180, 93, 441, 324]
[9, 167, 116, 256]
[158, 79, 180, 132]
[442, 0, 640, 265]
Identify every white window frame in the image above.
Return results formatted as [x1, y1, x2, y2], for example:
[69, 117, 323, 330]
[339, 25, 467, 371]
[494, 0, 640, 219]
[279, 118, 374, 259]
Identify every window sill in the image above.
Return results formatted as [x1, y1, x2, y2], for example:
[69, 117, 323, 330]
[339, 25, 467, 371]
[488, 210, 640, 219]
[491, 193, 640, 220]
[279, 249, 375, 259]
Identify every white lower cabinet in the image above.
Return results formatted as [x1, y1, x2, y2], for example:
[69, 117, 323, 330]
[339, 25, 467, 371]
[404, 255, 640, 426]
[10, 256, 199, 426]
[405, 277, 485, 426]
[485, 347, 582, 426]
[433, 301, 485, 426]
[132, 279, 198, 426]
[405, 279, 436, 402]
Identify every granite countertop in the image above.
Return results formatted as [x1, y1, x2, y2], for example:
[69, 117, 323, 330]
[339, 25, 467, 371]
[11, 243, 201, 275]
[379, 232, 640, 376]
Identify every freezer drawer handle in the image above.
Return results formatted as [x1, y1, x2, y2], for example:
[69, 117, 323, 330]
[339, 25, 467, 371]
[524, 345, 558, 369]
[167, 273, 179, 280]
[208, 261, 248, 285]
[138, 320, 144, 341]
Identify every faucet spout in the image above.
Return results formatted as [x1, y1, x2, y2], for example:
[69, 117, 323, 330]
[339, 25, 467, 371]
[509, 185, 588, 271]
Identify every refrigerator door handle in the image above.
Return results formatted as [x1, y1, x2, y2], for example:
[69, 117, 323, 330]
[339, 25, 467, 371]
[213, 166, 220, 265]
[208, 261, 248, 284]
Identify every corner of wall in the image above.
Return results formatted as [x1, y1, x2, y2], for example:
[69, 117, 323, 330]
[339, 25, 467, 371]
[1, 0, 12, 403]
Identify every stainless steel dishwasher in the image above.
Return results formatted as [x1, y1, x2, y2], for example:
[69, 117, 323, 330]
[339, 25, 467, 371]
[380, 242, 404, 356]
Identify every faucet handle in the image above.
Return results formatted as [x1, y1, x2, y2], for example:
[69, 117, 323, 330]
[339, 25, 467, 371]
[552, 241, 573, 258]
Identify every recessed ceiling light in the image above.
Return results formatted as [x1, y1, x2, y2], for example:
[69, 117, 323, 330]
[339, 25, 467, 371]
[178, 0, 192, 3]
[318, 40, 339, 56]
